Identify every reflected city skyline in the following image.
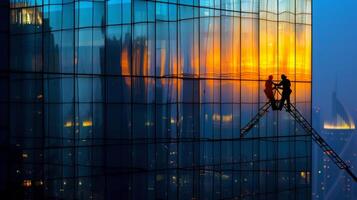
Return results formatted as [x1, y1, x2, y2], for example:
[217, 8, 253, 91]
[2, 0, 312, 199]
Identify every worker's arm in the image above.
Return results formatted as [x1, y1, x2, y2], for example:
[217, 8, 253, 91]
[274, 81, 283, 89]
[275, 81, 283, 86]
[274, 81, 282, 86]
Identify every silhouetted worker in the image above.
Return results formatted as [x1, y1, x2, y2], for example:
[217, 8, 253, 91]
[264, 75, 278, 110]
[275, 74, 292, 111]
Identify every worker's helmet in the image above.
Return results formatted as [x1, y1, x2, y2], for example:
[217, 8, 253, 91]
[281, 74, 287, 79]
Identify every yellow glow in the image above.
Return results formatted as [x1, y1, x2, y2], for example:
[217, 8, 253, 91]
[221, 174, 230, 180]
[125, 16, 310, 104]
[222, 115, 233, 123]
[300, 171, 306, 179]
[64, 121, 73, 128]
[296, 26, 312, 81]
[198, 18, 220, 78]
[323, 122, 355, 130]
[82, 120, 93, 127]
[278, 23, 296, 80]
[212, 114, 220, 122]
[324, 115, 355, 130]
[222, 18, 240, 78]
[241, 18, 259, 80]
[300, 171, 311, 183]
[260, 20, 277, 80]
[23, 180, 32, 187]
[212, 114, 233, 123]
[11, 6, 42, 25]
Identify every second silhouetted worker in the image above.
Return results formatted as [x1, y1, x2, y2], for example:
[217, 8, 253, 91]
[275, 74, 292, 111]
[264, 75, 278, 110]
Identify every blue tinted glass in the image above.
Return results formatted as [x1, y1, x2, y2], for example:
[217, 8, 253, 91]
[93, 28, 105, 74]
[6, 0, 313, 198]
[107, 25, 132, 75]
[44, 31, 61, 72]
[50, 0, 62, 4]
[61, 30, 74, 73]
[93, 2, 104, 26]
[49, 5, 62, 30]
[134, 1, 147, 23]
[122, 0, 131, 23]
[107, 0, 121, 25]
[77, 28, 92, 73]
[63, 3, 74, 29]
[78, 2, 92, 27]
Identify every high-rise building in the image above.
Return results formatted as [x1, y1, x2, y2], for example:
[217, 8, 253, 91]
[3, 0, 312, 199]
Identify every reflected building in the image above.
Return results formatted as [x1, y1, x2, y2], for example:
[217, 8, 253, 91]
[313, 90, 356, 200]
[313, 128, 355, 200]
[4, 0, 311, 199]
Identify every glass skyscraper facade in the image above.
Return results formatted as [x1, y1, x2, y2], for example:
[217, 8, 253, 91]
[2, 0, 311, 199]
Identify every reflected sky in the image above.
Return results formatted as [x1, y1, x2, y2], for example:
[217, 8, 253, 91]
[313, 1, 357, 199]
[313, 0, 357, 118]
